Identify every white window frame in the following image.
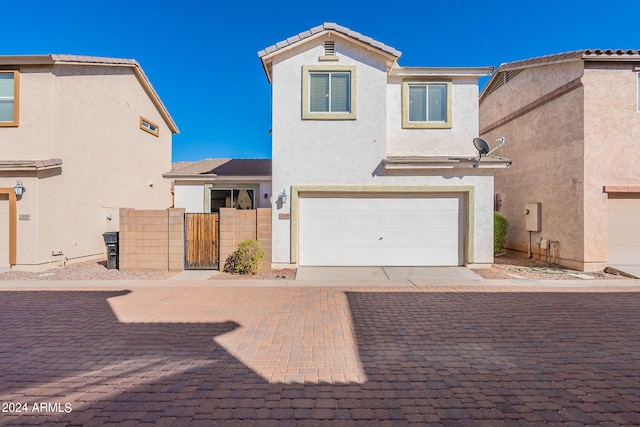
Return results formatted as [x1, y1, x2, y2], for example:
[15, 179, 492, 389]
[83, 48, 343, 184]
[402, 80, 452, 129]
[0, 70, 19, 127]
[205, 185, 259, 213]
[302, 65, 357, 120]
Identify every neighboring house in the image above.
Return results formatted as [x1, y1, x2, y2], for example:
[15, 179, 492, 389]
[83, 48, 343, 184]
[0, 54, 178, 271]
[259, 23, 510, 267]
[479, 49, 640, 272]
[165, 158, 272, 213]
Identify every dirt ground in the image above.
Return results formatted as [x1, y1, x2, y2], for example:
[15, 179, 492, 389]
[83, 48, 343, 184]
[0, 251, 633, 281]
[474, 250, 632, 280]
[0, 260, 173, 281]
[213, 268, 297, 280]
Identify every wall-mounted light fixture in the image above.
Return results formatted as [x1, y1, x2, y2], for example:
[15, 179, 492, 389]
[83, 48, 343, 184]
[14, 180, 26, 196]
[279, 189, 287, 205]
[264, 193, 269, 200]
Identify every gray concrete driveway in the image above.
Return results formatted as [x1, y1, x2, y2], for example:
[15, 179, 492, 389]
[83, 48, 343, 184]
[1, 282, 640, 425]
[296, 266, 483, 282]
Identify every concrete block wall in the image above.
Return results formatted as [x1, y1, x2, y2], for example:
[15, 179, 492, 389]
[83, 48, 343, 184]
[219, 208, 272, 271]
[119, 208, 185, 271]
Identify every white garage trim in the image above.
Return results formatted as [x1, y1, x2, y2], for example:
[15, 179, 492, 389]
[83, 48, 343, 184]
[290, 185, 475, 265]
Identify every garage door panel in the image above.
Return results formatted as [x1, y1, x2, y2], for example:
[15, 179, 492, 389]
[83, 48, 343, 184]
[607, 197, 640, 265]
[299, 195, 463, 266]
[301, 227, 459, 249]
[301, 247, 460, 266]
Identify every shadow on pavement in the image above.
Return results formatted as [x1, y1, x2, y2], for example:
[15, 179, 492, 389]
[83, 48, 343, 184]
[1, 290, 639, 425]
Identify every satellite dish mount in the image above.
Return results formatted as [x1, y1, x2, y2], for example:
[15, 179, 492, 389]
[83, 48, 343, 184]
[473, 137, 506, 167]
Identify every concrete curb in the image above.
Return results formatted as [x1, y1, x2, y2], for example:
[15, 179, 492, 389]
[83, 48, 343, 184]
[0, 278, 638, 290]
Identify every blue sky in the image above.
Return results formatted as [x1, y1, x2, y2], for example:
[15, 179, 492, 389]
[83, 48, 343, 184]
[3, 1, 639, 161]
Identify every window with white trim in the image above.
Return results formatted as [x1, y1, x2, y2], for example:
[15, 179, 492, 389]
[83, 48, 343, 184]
[302, 65, 357, 120]
[0, 70, 19, 127]
[402, 80, 452, 129]
[637, 72, 640, 112]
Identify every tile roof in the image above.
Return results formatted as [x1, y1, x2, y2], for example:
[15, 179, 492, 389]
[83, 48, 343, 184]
[0, 54, 178, 134]
[165, 159, 272, 178]
[496, 49, 640, 72]
[0, 158, 63, 170]
[257, 22, 401, 59]
[481, 49, 640, 100]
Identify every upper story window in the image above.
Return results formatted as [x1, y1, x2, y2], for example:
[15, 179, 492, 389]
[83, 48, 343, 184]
[0, 71, 19, 127]
[302, 65, 357, 120]
[402, 80, 452, 129]
[140, 116, 159, 137]
[637, 72, 639, 112]
[310, 72, 350, 112]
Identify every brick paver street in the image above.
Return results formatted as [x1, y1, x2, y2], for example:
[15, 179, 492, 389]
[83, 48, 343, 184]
[1, 283, 640, 425]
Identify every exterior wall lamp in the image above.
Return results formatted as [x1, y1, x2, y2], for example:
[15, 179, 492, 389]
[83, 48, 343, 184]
[279, 189, 287, 205]
[14, 180, 26, 196]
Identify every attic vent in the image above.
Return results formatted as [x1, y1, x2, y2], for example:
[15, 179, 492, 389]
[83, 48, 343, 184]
[483, 69, 522, 97]
[324, 41, 335, 56]
[505, 69, 522, 82]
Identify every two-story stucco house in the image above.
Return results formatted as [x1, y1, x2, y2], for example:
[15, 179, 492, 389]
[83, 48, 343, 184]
[479, 49, 640, 273]
[0, 55, 178, 271]
[259, 23, 510, 268]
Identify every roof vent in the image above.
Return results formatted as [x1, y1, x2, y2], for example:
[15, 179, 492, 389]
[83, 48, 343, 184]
[324, 41, 335, 56]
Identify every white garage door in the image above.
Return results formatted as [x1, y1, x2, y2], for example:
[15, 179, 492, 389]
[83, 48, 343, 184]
[607, 196, 640, 265]
[299, 194, 463, 266]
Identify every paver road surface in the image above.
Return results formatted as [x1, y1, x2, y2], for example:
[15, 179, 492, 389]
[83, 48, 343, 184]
[1, 283, 640, 425]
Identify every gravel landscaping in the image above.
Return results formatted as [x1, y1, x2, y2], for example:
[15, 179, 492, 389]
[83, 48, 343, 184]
[0, 251, 634, 281]
[474, 250, 632, 280]
[0, 260, 173, 281]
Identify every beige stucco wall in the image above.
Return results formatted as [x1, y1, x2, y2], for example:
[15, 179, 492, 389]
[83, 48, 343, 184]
[0, 63, 173, 270]
[479, 60, 584, 127]
[481, 59, 640, 271]
[583, 63, 640, 266]
[480, 63, 587, 269]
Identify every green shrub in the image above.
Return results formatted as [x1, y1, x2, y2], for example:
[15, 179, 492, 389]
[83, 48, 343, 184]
[494, 212, 509, 254]
[226, 239, 265, 275]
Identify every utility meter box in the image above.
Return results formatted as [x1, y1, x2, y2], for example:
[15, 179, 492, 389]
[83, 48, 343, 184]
[525, 203, 541, 232]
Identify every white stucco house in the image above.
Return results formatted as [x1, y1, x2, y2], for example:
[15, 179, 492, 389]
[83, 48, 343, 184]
[165, 158, 272, 213]
[259, 23, 511, 268]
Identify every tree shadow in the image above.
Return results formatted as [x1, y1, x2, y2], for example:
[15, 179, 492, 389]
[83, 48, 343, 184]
[1, 290, 639, 425]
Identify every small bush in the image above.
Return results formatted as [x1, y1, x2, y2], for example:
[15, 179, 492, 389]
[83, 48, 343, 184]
[224, 240, 265, 275]
[223, 251, 239, 274]
[494, 212, 509, 254]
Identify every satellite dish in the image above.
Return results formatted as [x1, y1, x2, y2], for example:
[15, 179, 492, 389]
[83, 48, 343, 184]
[472, 136, 507, 167]
[473, 137, 490, 156]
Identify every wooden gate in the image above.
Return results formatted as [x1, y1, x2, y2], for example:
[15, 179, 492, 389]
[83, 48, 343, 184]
[185, 213, 219, 269]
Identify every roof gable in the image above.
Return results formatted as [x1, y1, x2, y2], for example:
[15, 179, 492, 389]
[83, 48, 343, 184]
[481, 49, 640, 100]
[258, 23, 401, 82]
[0, 54, 178, 134]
